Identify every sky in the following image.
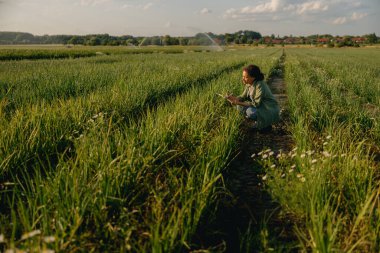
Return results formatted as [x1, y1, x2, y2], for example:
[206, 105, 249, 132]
[0, 0, 379, 37]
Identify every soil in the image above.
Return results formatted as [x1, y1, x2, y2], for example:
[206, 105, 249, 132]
[193, 63, 299, 252]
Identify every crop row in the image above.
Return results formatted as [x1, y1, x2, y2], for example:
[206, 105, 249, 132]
[0, 46, 225, 61]
[260, 48, 379, 252]
[0, 49, 280, 112]
[0, 49, 282, 251]
[0, 50, 280, 174]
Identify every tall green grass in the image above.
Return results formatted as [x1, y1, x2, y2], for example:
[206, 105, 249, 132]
[260, 48, 379, 252]
[0, 48, 282, 251]
[0, 45, 208, 61]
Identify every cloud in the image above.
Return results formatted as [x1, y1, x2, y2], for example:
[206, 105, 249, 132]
[241, 0, 281, 14]
[294, 1, 329, 15]
[351, 11, 367, 20]
[351, 1, 362, 7]
[79, 0, 111, 6]
[121, 2, 153, 11]
[331, 11, 368, 25]
[332, 16, 347, 24]
[142, 2, 153, 10]
[200, 8, 211, 15]
[223, 0, 330, 20]
[121, 4, 132, 9]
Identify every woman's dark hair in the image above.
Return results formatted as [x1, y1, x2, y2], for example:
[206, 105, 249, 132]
[243, 64, 264, 81]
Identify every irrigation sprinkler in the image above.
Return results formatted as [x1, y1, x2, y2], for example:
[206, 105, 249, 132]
[202, 32, 224, 52]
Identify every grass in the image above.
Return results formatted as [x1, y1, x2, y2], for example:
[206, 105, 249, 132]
[2, 46, 378, 252]
[0, 47, 282, 252]
[0, 45, 250, 61]
[260, 48, 380, 252]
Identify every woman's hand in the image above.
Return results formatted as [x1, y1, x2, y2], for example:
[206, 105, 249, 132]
[226, 95, 239, 105]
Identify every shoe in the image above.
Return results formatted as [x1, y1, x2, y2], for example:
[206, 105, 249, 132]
[250, 121, 258, 129]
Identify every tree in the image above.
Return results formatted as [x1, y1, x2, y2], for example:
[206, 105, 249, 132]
[88, 37, 101, 46]
[162, 35, 172, 45]
[365, 33, 377, 44]
[178, 37, 189, 45]
[151, 36, 162, 45]
[68, 36, 84, 45]
[126, 38, 138, 46]
[224, 33, 234, 44]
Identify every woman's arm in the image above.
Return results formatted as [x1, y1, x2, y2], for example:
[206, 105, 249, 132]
[229, 86, 249, 105]
[226, 95, 252, 106]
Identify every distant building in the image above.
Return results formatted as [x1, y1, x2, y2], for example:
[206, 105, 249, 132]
[272, 39, 283, 44]
[335, 37, 345, 43]
[351, 37, 367, 43]
[283, 38, 296, 44]
[317, 38, 330, 44]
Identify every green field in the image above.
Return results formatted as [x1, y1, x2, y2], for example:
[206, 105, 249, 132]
[0, 46, 379, 252]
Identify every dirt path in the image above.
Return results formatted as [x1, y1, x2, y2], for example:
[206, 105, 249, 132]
[194, 57, 299, 252]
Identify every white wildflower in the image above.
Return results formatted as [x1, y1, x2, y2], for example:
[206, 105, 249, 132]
[296, 173, 303, 178]
[291, 164, 296, 169]
[43, 236, 55, 243]
[265, 148, 271, 153]
[21, 229, 41, 240]
[289, 168, 294, 173]
[250, 153, 256, 158]
[292, 147, 298, 152]
[258, 151, 263, 155]
[281, 173, 286, 178]
[323, 142, 328, 146]
[341, 153, 346, 157]
[300, 153, 306, 158]
[42, 250, 55, 253]
[270, 164, 276, 168]
[269, 151, 274, 156]
[262, 174, 268, 180]
[300, 177, 306, 182]
[0, 234, 4, 243]
[322, 151, 331, 157]
[291, 154, 296, 158]
[326, 135, 332, 139]
[262, 154, 268, 159]
[311, 159, 317, 164]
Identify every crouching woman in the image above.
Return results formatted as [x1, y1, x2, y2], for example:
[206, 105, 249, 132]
[227, 64, 280, 129]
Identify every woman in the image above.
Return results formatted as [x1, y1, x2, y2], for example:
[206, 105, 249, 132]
[226, 64, 280, 129]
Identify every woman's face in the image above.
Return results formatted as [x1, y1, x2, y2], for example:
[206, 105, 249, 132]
[242, 70, 254, 85]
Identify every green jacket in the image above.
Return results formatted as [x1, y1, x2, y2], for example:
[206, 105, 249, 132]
[238, 80, 280, 129]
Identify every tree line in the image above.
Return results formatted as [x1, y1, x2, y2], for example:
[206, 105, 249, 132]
[0, 31, 378, 46]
